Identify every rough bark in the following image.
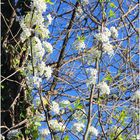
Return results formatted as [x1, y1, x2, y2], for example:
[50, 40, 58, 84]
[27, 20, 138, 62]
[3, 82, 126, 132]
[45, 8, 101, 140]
[1, 0, 30, 139]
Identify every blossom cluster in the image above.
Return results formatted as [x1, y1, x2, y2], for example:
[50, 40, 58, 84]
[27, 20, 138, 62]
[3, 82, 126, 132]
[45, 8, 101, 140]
[51, 101, 60, 114]
[89, 126, 99, 136]
[132, 90, 140, 100]
[7, 129, 21, 140]
[72, 122, 85, 133]
[74, 39, 86, 51]
[95, 27, 118, 56]
[72, 122, 99, 137]
[86, 68, 98, 86]
[40, 128, 50, 137]
[49, 119, 66, 132]
[19, 0, 53, 89]
[97, 81, 110, 95]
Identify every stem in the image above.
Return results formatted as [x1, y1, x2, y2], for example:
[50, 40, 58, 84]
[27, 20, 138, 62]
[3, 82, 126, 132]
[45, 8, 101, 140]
[84, 59, 99, 140]
[38, 86, 54, 140]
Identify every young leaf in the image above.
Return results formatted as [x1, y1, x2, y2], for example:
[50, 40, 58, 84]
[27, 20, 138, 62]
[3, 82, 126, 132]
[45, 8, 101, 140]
[104, 74, 113, 83]
[45, 0, 53, 4]
[64, 135, 69, 140]
[110, 2, 116, 8]
[109, 10, 116, 18]
[76, 104, 83, 109]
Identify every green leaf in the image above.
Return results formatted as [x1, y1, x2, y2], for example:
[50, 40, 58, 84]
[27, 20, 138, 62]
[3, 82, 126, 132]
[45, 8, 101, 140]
[120, 110, 126, 119]
[99, 0, 104, 2]
[77, 36, 85, 42]
[34, 122, 41, 127]
[109, 10, 116, 18]
[118, 135, 123, 140]
[64, 135, 69, 140]
[68, 106, 73, 111]
[104, 74, 113, 83]
[76, 104, 83, 109]
[110, 2, 116, 8]
[25, 129, 30, 135]
[45, 0, 53, 4]
[74, 99, 80, 107]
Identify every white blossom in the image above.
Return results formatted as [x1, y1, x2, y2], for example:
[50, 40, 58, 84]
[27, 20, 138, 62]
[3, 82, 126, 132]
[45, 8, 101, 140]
[74, 40, 86, 51]
[20, 30, 31, 42]
[32, 12, 45, 26]
[7, 129, 20, 140]
[102, 42, 114, 56]
[110, 26, 118, 38]
[32, 37, 43, 54]
[95, 33, 109, 43]
[37, 61, 46, 76]
[32, 37, 45, 60]
[20, 19, 31, 42]
[33, 75, 42, 88]
[98, 81, 110, 95]
[26, 75, 42, 88]
[95, 27, 111, 43]
[40, 129, 50, 137]
[35, 24, 50, 39]
[72, 122, 85, 133]
[45, 66, 52, 79]
[58, 122, 66, 132]
[89, 126, 98, 136]
[132, 90, 140, 100]
[49, 120, 59, 130]
[47, 14, 53, 25]
[60, 100, 71, 106]
[86, 68, 98, 85]
[43, 41, 53, 53]
[51, 101, 60, 114]
[22, 11, 44, 27]
[49, 120, 65, 131]
[103, 27, 111, 37]
[19, 0, 53, 90]
[32, 0, 46, 13]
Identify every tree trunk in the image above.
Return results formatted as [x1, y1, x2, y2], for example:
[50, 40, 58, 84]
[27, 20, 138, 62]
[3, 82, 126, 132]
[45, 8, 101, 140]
[1, 0, 30, 139]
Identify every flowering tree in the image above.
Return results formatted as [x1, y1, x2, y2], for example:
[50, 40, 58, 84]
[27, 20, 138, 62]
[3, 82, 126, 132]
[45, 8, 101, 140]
[1, 0, 139, 140]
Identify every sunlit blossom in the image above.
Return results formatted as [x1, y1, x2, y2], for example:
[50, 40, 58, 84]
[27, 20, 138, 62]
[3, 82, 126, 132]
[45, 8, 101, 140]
[43, 41, 53, 54]
[40, 129, 50, 137]
[45, 66, 52, 79]
[74, 40, 86, 51]
[89, 126, 98, 136]
[98, 81, 110, 95]
[110, 26, 118, 38]
[49, 120, 66, 131]
[32, 0, 46, 13]
[51, 101, 60, 114]
[72, 122, 85, 133]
